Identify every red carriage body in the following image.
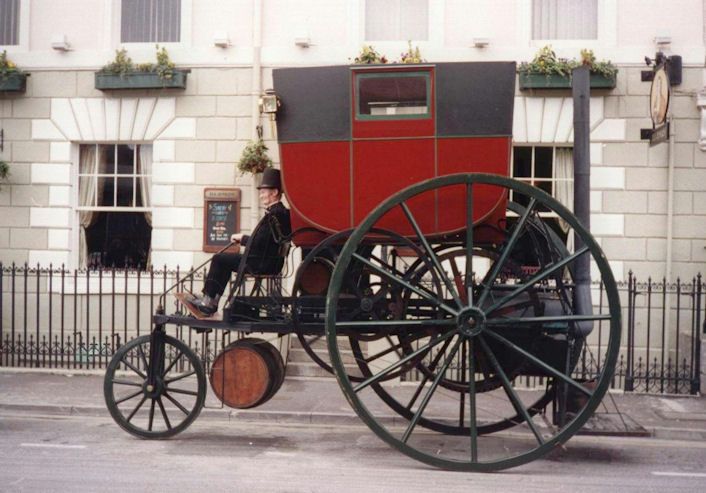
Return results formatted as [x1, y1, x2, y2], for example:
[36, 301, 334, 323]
[273, 62, 516, 245]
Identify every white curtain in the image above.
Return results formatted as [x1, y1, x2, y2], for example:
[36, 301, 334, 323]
[138, 145, 153, 266]
[365, 0, 428, 41]
[79, 146, 98, 267]
[532, 0, 597, 40]
[554, 148, 574, 248]
[138, 145, 152, 224]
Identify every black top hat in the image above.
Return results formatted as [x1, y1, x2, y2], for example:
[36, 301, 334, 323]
[257, 167, 282, 191]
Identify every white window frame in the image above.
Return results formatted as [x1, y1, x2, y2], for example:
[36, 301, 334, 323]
[110, 0, 192, 50]
[521, 0, 617, 51]
[74, 142, 153, 271]
[511, 145, 573, 219]
[0, 0, 30, 53]
[357, 0, 441, 49]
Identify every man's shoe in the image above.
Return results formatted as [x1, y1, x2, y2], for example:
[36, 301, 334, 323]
[188, 294, 219, 316]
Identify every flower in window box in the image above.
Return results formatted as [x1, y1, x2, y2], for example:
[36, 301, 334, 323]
[353, 45, 388, 64]
[0, 51, 28, 92]
[96, 46, 187, 90]
[399, 41, 425, 64]
[517, 45, 617, 90]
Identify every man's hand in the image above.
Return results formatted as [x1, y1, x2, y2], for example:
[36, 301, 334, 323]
[230, 233, 244, 243]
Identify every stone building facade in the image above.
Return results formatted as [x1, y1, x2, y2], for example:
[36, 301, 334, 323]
[0, 0, 705, 283]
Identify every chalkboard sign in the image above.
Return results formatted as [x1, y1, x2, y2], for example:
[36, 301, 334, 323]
[203, 188, 241, 253]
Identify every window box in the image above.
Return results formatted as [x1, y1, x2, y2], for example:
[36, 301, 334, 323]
[0, 72, 28, 93]
[518, 72, 616, 90]
[94, 70, 188, 91]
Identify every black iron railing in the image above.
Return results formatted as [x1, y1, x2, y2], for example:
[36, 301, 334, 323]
[0, 263, 702, 394]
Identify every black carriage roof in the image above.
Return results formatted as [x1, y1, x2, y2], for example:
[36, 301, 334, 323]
[272, 62, 516, 143]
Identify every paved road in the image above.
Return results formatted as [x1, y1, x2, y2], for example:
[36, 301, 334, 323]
[2, 410, 705, 493]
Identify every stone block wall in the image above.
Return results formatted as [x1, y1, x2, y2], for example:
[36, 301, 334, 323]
[597, 66, 704, 281]
[0, 67, 263, 271]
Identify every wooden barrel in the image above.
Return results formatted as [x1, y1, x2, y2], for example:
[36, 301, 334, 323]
[210, 338, 285, 409]
[238, 338, 285, 404]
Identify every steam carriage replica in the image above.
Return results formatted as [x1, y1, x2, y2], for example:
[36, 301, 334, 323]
[103, 62, 621, 472]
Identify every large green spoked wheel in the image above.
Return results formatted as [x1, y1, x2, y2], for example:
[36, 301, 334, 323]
[104, 333, 206, 439]
[325, 173, 621, 472]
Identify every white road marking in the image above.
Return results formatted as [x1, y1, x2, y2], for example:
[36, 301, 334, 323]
[652, 471, 706, 478]
[20, 443, 87, 449]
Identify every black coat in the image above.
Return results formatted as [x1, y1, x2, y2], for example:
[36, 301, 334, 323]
[241, 201, 291, 274]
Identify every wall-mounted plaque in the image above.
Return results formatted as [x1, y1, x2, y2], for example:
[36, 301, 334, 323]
[203, 188, 241, 253]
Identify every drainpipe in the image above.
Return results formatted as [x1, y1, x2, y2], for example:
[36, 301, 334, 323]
[250, 0, 263, 227]
[664, 112, 675, 358]
[572, 66, 592, 336]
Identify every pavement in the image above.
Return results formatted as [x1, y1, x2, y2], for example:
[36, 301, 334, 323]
[1, 367, 706, 442]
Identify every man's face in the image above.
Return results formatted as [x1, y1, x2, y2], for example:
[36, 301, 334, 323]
[259, 188, 279, 207]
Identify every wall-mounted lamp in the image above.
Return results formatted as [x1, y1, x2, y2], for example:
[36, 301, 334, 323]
[51, 35, 71, 51]
[472, 37, 490, 48]
[259, 89, 280, 116]
[213, 31, 231, 48]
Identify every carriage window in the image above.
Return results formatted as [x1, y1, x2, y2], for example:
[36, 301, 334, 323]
[356, 72, 430, 120]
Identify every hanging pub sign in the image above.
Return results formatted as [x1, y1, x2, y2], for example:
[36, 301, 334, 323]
[641, 64, 670, 146]
[203, 188, 241, 253]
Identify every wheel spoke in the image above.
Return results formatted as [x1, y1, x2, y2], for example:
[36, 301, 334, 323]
[400, 202, 464, 309]
[157, 397, 172, 430]
[485, 314, 611, 327]
[478, 335, 545, 445]
[485, 246, 590, 315]
[465, 183, 474, 307]
[112, 378, 143, 388]
[405, 336, 455, 410]
[477, 198, 537, 308]
[163, 391, 190, 416]
[483, 329, 594, 397]
[137, 344, 149, 372]
[126, 395, 147, 423]
[468, 339, 478, 462]
[402, 336, 463, 443]
[115, 388, 143, 405]
[337, 319, 455, 328]
[148, 399, 156, 431]
[363, 337, 408, 364]
[352, 253, 458, 317]
[121, 358, 147, 380]
[164, 370, 197, 385]
[353, 330, 458, 393]
[166, 387, 199, 397]
[448, 256, 467, 305]
[161, 350, 183, 378]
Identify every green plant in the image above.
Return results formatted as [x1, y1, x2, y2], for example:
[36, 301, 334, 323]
[518, 45, 617, 79]
[580, 48, 617, 78]
[399, 41, 425, 64]
[0, 160, 10, 190]
[353, 45, 388, 64]
[0, 50, 19, 80]
[100, 45, 177, 80]
[154, 46, 176, 80]
[101, 48, 135, 77]
[237, 139, 273, 175]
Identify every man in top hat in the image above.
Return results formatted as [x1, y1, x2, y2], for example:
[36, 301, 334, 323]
[188, 167, 291, 315]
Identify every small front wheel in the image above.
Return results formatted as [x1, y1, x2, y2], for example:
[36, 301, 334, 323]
[104, 333, 206, 439]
